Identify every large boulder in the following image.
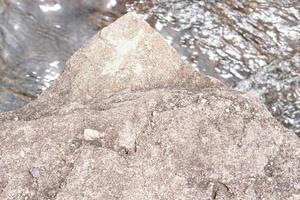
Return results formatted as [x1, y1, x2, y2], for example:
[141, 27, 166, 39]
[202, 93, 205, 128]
[0, 13, 299, 200]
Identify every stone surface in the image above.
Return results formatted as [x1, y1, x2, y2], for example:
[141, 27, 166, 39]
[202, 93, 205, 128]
[0, 12, 299, 200]
[84, 129, 101, 141]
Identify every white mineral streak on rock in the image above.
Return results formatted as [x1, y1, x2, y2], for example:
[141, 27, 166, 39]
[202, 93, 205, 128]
[101, 29, 144, 76]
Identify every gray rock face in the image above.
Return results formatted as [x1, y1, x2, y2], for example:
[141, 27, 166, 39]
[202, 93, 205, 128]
[0, 12, 299, 200]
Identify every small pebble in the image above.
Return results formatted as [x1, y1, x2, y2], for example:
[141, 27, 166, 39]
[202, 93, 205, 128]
[84, 129, 100, 141]
[20, 150, 25, 158]
[191, 107, 197, 112]
[29, 167, 40, 178]
[201, 137, 209, 144]
[201, 99, 207, 104]
[245, 103, 249, 109]
[152, 111, 157, 116]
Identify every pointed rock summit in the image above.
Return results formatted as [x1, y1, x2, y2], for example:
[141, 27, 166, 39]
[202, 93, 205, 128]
[67, 12, 221, 102]
[0, 13, 299, 200]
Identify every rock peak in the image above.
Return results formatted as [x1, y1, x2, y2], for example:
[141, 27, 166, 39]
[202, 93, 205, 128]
[65, 12, 222, 102]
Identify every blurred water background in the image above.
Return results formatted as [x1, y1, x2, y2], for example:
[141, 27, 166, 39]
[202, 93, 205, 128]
[0, 0, 299, 135]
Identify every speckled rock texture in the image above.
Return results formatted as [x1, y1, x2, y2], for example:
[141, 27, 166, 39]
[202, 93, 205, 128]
[0, 13, 299, 200]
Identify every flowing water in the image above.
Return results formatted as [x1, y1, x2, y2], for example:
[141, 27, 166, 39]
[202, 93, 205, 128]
[0, 0, 299, 135]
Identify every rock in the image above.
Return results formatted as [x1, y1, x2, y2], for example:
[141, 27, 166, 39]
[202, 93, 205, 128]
[29, 167, 40, 179]
[0, 12, 299, 200]
[83, 129, 100, 141]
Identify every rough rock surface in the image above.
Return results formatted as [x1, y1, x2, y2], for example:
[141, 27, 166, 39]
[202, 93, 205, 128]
[0, 13, 299, 200]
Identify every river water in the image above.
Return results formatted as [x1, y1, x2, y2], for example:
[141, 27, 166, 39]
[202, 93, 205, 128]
[0, 0, 299, 135]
